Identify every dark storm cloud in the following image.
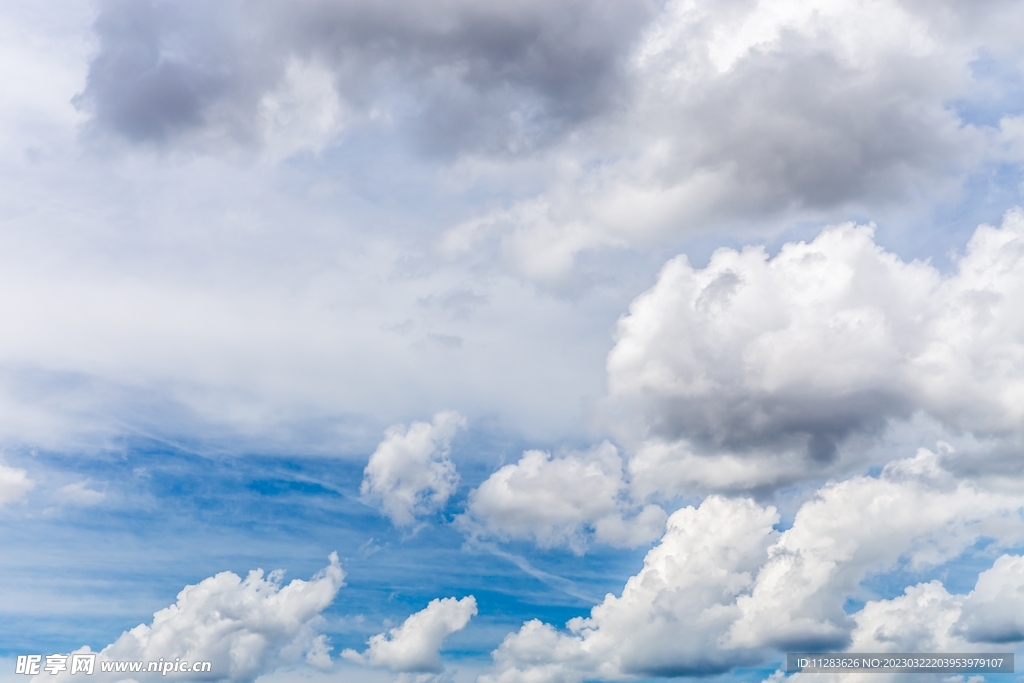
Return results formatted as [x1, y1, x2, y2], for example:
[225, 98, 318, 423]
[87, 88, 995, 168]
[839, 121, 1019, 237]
[76, 0, 658, 154]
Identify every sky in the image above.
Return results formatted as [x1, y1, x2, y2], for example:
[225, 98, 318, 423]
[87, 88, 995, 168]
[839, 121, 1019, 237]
[2, 0, 1024, 682]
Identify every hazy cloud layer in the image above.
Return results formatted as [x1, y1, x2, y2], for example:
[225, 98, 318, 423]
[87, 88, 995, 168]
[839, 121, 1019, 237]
[361, 411, 466, 527]
[606, 210, 1024, 494]
[459, 442, 665, 553]
[35, 554, 344, 683]
[481, 449, 1024, 682]
[343, 596, 477, 673]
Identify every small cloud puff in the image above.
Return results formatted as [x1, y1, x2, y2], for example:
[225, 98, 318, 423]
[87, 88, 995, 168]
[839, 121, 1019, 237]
[459, 442, 664, 554]
[57, 480, 105, 506]
[343, 596, 477, 673]
[0, 461, 34, 506]
[361, 411, 466, 527]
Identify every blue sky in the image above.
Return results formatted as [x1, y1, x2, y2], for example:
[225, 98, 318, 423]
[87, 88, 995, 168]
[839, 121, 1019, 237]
[3, 1, 1024, 682]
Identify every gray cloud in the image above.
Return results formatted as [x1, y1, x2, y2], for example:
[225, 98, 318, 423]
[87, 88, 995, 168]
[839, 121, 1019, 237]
[667, 38, 966, 214]
[287, 0, 656, 155]
[76, 0, 277, 144]
[77, 0, 656, 154]
[431, 0, 1024, 281]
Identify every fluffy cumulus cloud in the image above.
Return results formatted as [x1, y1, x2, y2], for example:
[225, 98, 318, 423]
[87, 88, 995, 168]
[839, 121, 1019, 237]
[35, 554, 344, 683]
[475, 209, 1024, 674]
[459, 442, 665, 553]
[343, 596, 477, 673]
[482, 496, 780, 683]
[0, 461, 34, 506]
[361, 411, 466, 527]
[953, 554, 1024, 644]
[481, 449, 1024, 682]
[605, 210, 1024, 495]
[770, 555, 1024, 683]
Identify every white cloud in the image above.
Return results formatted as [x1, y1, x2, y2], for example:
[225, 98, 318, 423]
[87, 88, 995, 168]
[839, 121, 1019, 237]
[481, 449, 1024, 682]
[342, 596, 477, 673]
[459, 442, 665, 553]
[481, 496, 779, 683]
[56, 480, 105, 506]
[849, 580, 966, 654]
[954, 554, 1024, 644]
[605, 210, 1024, 494]
[35, 553, 345, 683]
[256, 58, 349, 161]
[0, 461, 33, 506]
[727, 448, 1024, 651]
[771, 555, 1024, 683]
[361, 411, 466, 527]
[767, 559, 1024, 683]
